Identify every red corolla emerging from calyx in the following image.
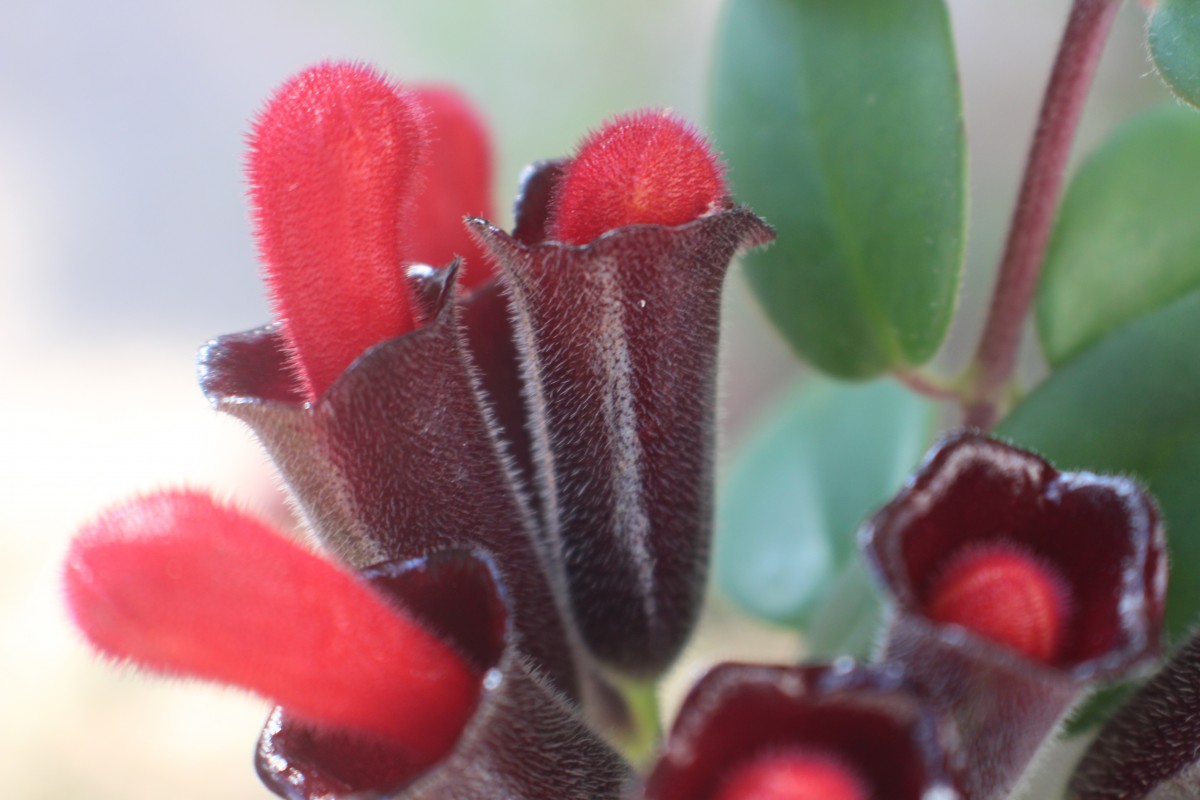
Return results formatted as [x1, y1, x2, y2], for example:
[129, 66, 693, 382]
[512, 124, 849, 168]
[247, 63, 499, 400]
[64, 490, 480, 769]
[860, 431, 1166, 800]
[247, 62, 729, 404]
[65, 59, 772, 799]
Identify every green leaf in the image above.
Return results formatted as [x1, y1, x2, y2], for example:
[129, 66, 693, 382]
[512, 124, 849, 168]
[710, 0, 965, 378]
[1037, 105, 1200, 366]
[1001, 288, 1200, 650]
[804, 559, 884, 659]
[1150, 0, 1200, 109]
[714, 378, 932, 631]
[1064, 682, 1137, 736]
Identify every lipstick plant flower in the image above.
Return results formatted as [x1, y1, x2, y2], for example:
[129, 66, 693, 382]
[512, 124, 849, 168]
[63, 0, 1200, 797]
[860, 432, 1165, 800]
[68, 59, 772, 797]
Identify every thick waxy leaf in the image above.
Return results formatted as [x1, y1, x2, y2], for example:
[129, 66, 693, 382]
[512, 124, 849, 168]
[1001, 289, 1200, 648]
[1037, 105, 1200, 366]
[1149, 0, 1200, 109]
[715, 379, 931, 634]
[711, 0, 965, 377]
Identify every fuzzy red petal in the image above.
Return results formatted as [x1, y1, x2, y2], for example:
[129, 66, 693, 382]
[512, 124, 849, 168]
[64, 489, 479, 765]
[549, 110, 726, 245]
[926, 542, 1071, 663]
[405, 86, 496, 289]
[714, 749, 869, 800]
[248, 62, 427, 400]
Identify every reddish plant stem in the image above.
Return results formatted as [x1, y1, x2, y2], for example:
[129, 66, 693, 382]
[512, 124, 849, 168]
[964, 0, 1121, 429]
[894, 369, 961, 401]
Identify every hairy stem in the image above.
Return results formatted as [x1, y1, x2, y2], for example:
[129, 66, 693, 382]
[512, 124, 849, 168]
[964, 0, 1121, 429]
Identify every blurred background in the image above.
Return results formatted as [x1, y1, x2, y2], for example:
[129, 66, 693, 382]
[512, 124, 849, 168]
[0, 1, 1170, 797]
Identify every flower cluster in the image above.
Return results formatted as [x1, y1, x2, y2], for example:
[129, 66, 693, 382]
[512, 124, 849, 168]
[64, 62, 1192, 799]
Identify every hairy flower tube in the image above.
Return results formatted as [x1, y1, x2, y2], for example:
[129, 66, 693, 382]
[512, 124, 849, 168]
[1068, 628, 1200, 800]
[860, 431, 1167, 800]
[469, 116, 773, 675]
[640, 661, 963, 800]
[248, 62, 426, 401]
[924, 541, 1071, 663]
[549, 109, 728, 245]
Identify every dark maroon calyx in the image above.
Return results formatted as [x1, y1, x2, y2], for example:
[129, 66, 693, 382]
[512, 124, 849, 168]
[642, 661, 962, 800]
[468, 169, 773, 675]
[199, 263, 581, 702]
[860, 431, 1166, 800]
[861, 431, 1164, 678]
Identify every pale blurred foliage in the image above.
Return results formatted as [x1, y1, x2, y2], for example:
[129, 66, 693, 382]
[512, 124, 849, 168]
[0, 1, 1166, 797]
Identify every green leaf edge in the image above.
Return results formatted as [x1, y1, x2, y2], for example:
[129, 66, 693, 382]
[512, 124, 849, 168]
[710, 0, 967, 379]
[1036, 104, 1200, 367]
[1149, 0, 1200, 110]
[714, 377, 933, 629]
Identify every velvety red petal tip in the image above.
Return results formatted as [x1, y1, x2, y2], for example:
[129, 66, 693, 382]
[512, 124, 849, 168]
[715, 749, 870, 800]
[64, 489, 479, 766]
[643, 662, 961, 800]
[248, 61, 428, 400]
[925, 542, 1071, 663]
[405, 85, 497, 290]
[549, 109, 727, 245]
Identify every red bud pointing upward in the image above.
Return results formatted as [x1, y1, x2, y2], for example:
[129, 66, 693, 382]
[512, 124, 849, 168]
[406, 86, 497, 289]
[715, 749, 870, 800]
[64, 490, 479, 766]
[549, 109, 727, 245]
[248, 62, 428, 400]
[926, 542, 1070, 663]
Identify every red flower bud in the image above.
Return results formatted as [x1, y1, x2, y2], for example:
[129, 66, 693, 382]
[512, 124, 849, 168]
[200, 265, 582, 702]
[63, 490, 479, 766]
[248, 62, 427, 400]
[713, 749, 869, 800]
[925, 542, 1070, 663]
[549, 110, 727, 245]
[405, 85, 497, 290]
[861, 431, 1166, 800]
